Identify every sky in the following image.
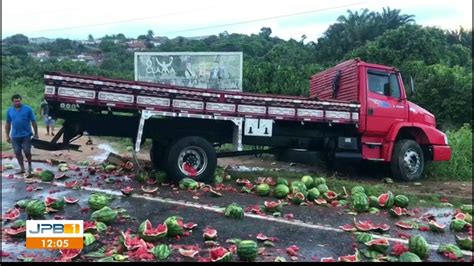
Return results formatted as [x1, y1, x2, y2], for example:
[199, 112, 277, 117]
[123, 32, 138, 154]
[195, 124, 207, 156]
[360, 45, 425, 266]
[1, 0, 472, 42]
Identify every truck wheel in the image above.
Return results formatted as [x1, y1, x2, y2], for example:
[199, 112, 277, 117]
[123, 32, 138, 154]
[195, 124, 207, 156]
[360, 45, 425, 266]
[165, 136, 216, 184]
[390, 139, 424, 182]
[150, 141, 167, 171]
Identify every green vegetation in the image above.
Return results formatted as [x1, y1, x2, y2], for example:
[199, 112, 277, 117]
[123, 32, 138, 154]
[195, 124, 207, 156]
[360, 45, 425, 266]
[426, 124, 472, 181]
[2, 142, 12, 151]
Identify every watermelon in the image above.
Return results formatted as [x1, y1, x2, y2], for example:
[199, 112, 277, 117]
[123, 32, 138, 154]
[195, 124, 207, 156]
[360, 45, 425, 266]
[236, 178, 252, 185]
[460, 204, 472, 214]
[151, 244, 171, 260]
[91, 206, 118, 224]
[353, 218, 374, 232]
[395, 221, 414, 230]
[164, 216, 184, 236]
[4, 226, 26, 237]
[388, 207, 404, 218]
[428, 220, 446, 233]
[288, 192, 305, 205]
[307, 188, 320, 201]
[437, 244, 463, 259]
[209, 187, 223, 197]
[210, 247, 232, 262]
[320, 257, 335, 262]
[351, 192, 369, 213]
[15, 199, 31, 209]
[179, 178, 199, 190]
[355, 232, 373, 244]
[44, 196, 65, 210]
[316, 184, 329, 194]
[63, 197, 79, 204]
[450, 219, 469, 232]
[12, 219, 26, 229]
[178, 247, 199, 258]
[25, 200, 46, 217]
[237, 240, 258, 261]
[394, 195, 409, 208]
[290, 181, 307, 194]
[276, 178, 288, 186]
[256, 183, 270, 196]
[39, 170, 54, 182]
[369, 196, 379, 208]
[224, 203, 244, 219]
[138, 219, 167, 242]
[399, 252, 422, 262]
[323, 190, 338, 201]
[264, 201, 283, 213]
[378, 191, 394, 208]
[2, 208, 20, 221]
[455, 235, 473, 251]
[105, 164, 116, 172]
[313, 177, 326, 187]
[314, 198, 327, 205]
[409, 235, 430, 259]
[121, 186, 134, 195]
[351, 186, 365, 195]
[339, 224, 357, 232]
[88, 193, 111, 210]
[301, 175, 314, 189]
[365, 238, 390, 253]
[273, 184, 290, 198]
[203, 228, 218, 241]
[54, 173, 67, 180]
[141, 185, 158, 193]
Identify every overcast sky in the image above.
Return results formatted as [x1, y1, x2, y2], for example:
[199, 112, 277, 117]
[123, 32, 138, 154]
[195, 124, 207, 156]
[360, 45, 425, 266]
[2, 0, 472, 42]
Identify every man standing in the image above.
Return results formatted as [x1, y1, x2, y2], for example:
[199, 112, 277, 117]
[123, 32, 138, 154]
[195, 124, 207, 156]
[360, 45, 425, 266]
[5, 94, 39, 174]
[40, 98, 55, 136]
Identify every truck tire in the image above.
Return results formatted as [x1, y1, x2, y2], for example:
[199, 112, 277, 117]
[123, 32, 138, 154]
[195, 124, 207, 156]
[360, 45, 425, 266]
[390, 139, 424, 182]
[164, 136, 216, 184]
[150, 141, 166, 171]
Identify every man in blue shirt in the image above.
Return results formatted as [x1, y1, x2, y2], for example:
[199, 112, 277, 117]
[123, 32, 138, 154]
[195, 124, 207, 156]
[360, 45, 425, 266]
[5, 94, 39, 174]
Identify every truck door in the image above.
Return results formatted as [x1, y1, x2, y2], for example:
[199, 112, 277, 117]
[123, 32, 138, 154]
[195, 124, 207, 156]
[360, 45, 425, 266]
[365, 69, 408, 133]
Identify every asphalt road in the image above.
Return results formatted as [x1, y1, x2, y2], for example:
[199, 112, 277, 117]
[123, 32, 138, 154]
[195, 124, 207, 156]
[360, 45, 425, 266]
[1, 158, 472, 262]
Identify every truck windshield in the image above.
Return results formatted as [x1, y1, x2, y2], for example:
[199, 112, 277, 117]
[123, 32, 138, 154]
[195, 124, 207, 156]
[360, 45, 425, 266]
[368, 71, 389, 96]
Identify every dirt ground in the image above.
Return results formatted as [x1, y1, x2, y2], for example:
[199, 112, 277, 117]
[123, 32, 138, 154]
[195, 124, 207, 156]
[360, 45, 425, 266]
[2, 121, 472, 200]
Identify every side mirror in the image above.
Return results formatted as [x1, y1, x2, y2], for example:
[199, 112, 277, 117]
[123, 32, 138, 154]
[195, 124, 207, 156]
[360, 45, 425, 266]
[409, 76, 415, 97]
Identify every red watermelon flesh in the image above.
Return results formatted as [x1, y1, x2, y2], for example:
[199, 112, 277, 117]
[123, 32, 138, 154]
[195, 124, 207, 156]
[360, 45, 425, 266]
[339, 224, 357, 232]
[338, 254, 357, 262]
[395, 221, 414, 230]
[210, 247, 230, 262]
[63, 197, 79, 204]
[5, 226, 26, 236]
[203, 228, 217, 240]
[2, 208, 20, 221]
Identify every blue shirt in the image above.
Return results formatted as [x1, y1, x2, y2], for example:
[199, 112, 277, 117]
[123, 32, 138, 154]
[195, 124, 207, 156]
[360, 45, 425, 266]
[6, 104, 36, 138]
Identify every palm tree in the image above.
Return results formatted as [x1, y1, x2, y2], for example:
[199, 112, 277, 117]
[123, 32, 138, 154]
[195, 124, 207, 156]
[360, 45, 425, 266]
[378, 7, 415, 30]
[336, 8, 376, 47]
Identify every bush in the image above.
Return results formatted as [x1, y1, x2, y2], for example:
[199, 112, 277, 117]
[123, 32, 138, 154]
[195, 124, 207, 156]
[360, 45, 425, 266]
[425, 124, 472, 180]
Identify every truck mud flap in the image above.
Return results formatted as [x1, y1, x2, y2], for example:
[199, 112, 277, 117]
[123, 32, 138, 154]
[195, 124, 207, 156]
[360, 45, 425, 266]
[31, 138, 81, 151]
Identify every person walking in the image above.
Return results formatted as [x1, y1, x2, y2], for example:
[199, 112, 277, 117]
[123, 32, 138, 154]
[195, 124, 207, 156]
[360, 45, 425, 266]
[5, 94, 39, 174]
[40, 98, 55, 136]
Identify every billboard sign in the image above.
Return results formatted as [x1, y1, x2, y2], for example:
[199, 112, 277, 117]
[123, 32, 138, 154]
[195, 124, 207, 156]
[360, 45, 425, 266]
[135, 52, 243, 91]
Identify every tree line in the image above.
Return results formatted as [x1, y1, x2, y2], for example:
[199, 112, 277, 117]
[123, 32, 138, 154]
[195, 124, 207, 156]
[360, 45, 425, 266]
[1, 7, 472, 128]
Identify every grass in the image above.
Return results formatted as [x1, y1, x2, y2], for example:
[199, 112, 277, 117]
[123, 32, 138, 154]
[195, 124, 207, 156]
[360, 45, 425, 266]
[2, 142, 12, 151]
[226, 169, 471, 208]
[425, 124, 472, 181]
[2, 80, 44, 120]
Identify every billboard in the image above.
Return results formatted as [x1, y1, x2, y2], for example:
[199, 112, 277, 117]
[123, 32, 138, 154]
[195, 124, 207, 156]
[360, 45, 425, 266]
[134, 52, 243, 91]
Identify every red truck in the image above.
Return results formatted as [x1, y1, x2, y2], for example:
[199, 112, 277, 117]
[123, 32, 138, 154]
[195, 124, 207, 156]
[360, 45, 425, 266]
[35, 58, 451, 182]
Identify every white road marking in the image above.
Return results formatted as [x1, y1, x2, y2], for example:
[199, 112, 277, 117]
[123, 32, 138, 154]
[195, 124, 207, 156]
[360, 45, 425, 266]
[3, 173, 473, 257]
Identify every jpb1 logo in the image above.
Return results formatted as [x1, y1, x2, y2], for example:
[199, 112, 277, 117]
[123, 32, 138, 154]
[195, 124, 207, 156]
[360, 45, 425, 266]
[26, 220, 83, 249]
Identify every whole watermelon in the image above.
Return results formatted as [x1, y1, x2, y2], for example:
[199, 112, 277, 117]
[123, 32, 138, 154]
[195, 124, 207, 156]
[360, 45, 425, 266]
[307, 188, 320, 201]
[88, 193, 111, 210]
[409, 235, 430, 259]
[290, 181, 307, 194]
[276, 178, 288, 186]
[399, 252, 422, 262]
[237, 240, 258, 261]
[317, 184, 329, 194]
[369, 196, 379, 208]
[351, 186, 365, 195]
[179, 178, 199, 190]
[313, 177, 326, 187]
[351, 192, 369, 212]
[273, 184, 290, 198]
[91, 206, 118, 224]
[395, 195, 409, 208]
[224, 203, 244, 219]
[39, 170, 54, 182]
[301, 175, 314, 189]
[26, 200, 46, 217]
[256, 184, 270, 196]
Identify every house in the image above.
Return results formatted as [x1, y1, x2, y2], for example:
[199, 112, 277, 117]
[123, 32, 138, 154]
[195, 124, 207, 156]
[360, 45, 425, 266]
[126, 40, 146, 51]
[28, 51, 50, 62]
[29, 37, 54, 45]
